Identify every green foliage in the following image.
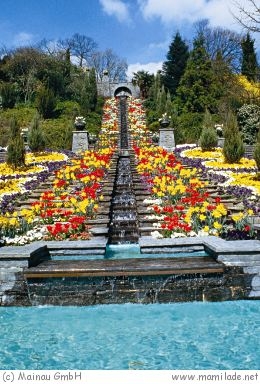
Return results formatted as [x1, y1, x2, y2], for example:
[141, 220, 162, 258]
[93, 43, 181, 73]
[9, 116, 20, 138]
[79, 68, 97, 115]
[95, 96, 105, 115]
[237, 104, 260, 144]
[254, 129, 260, 173]
[0, 105, 36, 147]
[42, 121, 72, 150]
[35, 86, 57, 118]
[162, 32, 189, 96]
[199, 110, 218, 150]
[0, 83, 17, 109]
[63, 121, 73, 150]
[85, 112, 102, 135]
[132, 70, 154, 99]
[241, 33, 259, 82]
[6, 117, 25, 168]
[55, 100, 80, 118]
[156, 85, 167, 116]
[223, 112, 245, 163]
[176, 35, 219, 113]
[177, 112, 204, 143]
[145, 109, 160, 128]
[28, 114, 46, 152]
[254, 142, 260, 172]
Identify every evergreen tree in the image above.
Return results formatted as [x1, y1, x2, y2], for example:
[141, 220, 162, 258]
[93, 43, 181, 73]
[7, 117, 25, 168]
[162, 32, 189, 96]
[35, 86, 57, 118]
[145, 71, 162, 109]
[241, 33, 259, 82]
[80, 68, 97, 115]
[165, 91, 172, 116]
[156, 85, 167, 117]
[28, 114, 46, 152]
[63, 120, 74, 150]
[199, 110, 218, 151]
[176, 35, 219, 113]
[223, 111, 245, 163]
[0, 83, 17, 109]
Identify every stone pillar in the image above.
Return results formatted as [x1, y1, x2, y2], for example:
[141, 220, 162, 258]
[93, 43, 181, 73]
[72, 131, 89, 153]
[159, 128, 175, 152]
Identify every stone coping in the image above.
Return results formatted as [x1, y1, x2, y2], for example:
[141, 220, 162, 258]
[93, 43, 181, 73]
[0, 237, 108, 260]
[1, 236, 260, 266]
[0, 242, 47, 259]
[140, 236, 260, 255]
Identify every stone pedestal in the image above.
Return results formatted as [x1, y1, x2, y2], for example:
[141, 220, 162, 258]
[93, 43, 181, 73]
[72, 131, 89, 153]
[159, 128, 175, 152]
[217, 138, 225, 148]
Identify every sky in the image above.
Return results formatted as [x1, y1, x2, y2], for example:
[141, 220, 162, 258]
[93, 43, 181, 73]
[0, 0, 258, 79]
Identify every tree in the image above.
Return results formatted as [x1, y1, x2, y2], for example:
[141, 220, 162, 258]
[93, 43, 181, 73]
[35, 86, 56, 118]
[194, 20, 242, 72]
[132, 70, 153, 99]
[223, 111, 245, 163]
[2, 47, 43, 103]
[162, 32, 189, 96]
[199, 110, 218, 151]
[0, 83, 17, 108]
[232, 0, 260, 33]
[90, 49, 127, 82]
[241, 32, 259, 81]
[176, 35, 219, 113]
[7, 117, 25, 168]
[79, 68, 97, 115]
[28, 114, 46, 152]
[156, 85, 167, 116]
[59, 33, 98, 67]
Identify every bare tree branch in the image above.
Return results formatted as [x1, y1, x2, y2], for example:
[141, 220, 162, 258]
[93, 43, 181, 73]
[232, 0, 260, 33]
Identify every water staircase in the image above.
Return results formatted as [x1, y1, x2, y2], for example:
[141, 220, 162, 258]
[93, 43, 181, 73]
[2, 96, 253, 306]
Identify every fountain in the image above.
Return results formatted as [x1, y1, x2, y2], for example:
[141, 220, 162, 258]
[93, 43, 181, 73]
[108, 97, 140, 244]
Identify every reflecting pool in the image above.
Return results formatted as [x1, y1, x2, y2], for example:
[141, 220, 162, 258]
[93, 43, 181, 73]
[1, 301, 259, 370]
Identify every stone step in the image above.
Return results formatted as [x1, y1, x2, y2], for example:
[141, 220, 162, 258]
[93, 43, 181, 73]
[24, 256, 224, 278]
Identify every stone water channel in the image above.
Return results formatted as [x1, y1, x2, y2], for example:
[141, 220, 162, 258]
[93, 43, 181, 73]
[1, 97, 260, 305]
[108, 96, 139, 244]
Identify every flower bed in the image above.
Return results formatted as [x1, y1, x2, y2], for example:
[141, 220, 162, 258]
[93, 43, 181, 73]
[178, 146, 260, 214]
[0, 152, 68, 215]
[0, 148, 113, 245]
[134, 145, 256, 240]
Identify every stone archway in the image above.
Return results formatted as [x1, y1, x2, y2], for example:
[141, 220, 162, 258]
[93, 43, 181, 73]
[114, 86, 132, 97]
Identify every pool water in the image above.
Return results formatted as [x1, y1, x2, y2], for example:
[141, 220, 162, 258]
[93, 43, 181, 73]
[52, 244, 208, 260]
[1, 301, 260, 370]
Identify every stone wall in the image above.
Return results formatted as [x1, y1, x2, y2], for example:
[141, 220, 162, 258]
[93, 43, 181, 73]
[25, 266, 251, 306]
[97, 81, 140, 98]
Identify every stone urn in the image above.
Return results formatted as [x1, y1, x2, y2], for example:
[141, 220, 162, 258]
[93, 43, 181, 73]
[74, 116, 86, 131]
[159, 118, 171, 128]
[74, 123, 86, 131]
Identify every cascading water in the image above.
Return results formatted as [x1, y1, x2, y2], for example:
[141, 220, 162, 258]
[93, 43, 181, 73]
[108, 97, 139, 244]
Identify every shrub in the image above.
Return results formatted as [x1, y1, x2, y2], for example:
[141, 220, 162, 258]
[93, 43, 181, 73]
[223, 112, 245, 163]
[237, 104, 260, 144]
[199, 110, 218, 151]
[254, 142, 260, 170]
[0, 83, 17, 109]
[35, 86, 56, 119]
[177, 112, 203, 143]
[28, 114, 46, 152]
[6, 117, 25, 168]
